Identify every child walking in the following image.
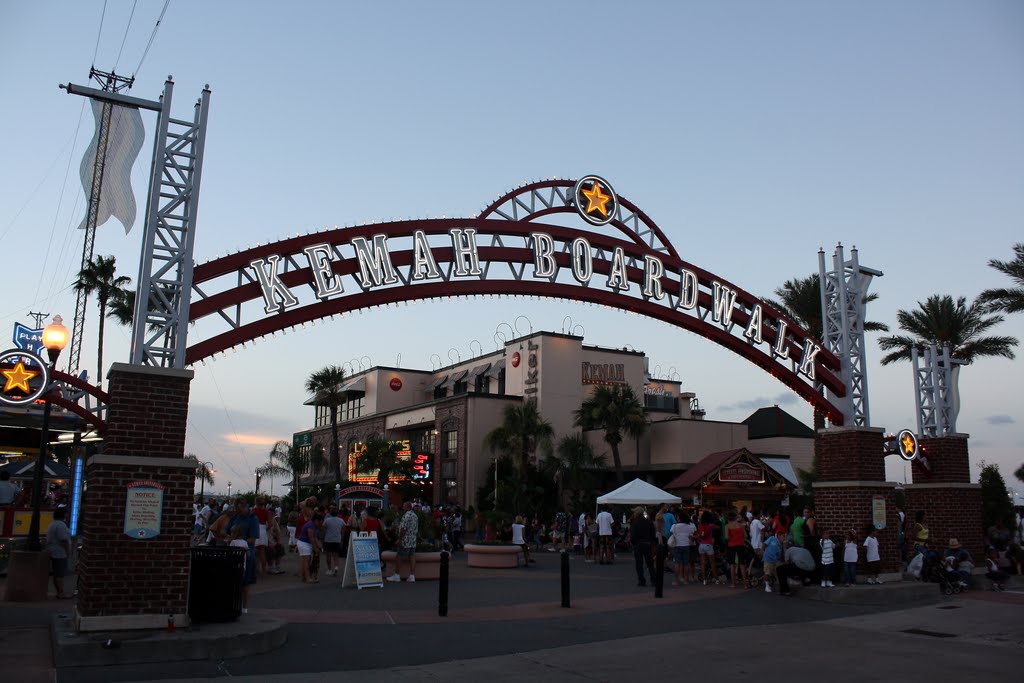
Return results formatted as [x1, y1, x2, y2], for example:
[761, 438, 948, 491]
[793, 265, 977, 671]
[843, 530, 858, 586]
[864, 525, 882, 584]
[819, 527, 836, 587]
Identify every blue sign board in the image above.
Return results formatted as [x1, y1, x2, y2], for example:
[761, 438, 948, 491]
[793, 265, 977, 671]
[12, 323, 44, 356]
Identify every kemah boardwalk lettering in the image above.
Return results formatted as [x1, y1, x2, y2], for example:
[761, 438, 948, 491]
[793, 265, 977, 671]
[581, 362, 626, 385]
[184, 177, 847, 424]
[342, 531, 383, 589]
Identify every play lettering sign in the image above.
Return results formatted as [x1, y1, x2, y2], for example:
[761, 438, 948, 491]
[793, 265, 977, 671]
[124, 480, 164, 539]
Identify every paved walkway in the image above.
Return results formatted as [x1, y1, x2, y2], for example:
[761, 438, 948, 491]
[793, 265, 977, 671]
[4, 548, 1023, 682]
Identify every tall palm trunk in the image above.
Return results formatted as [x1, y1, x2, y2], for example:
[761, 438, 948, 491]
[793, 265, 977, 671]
[330, 406, 341, 487]
[609, 441, 624, 483]
[97, 296, 107, 389]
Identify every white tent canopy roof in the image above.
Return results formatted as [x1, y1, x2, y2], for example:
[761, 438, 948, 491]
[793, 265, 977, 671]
[596, 478, 681, 506]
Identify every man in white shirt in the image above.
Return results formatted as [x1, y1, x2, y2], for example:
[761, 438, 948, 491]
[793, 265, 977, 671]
[596, 507, 615, 565]
[750, 512, 766, 554]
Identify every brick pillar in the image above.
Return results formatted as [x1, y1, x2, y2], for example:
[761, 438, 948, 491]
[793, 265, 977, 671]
[76, 363, 195, 631]
[904, 435, 983, 563]
[812, 427, 900, 575]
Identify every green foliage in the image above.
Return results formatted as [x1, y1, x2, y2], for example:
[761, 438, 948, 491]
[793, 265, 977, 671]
[474, 455, 557, 518]
[877, 295, 1018, 366]
[1015, 463, 1024, 485]
[979, 462, 1015, 533]
[483, 402, 555, 474]
[574, 384, 647, 483]
[544, 433, 605, 511]
[73, 254, 131, 387]
[978, 243, 1024, 315]
[304, 365, 347, 487]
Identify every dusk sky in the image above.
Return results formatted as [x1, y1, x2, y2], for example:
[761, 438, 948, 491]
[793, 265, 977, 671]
[1, 1, 1021, 496]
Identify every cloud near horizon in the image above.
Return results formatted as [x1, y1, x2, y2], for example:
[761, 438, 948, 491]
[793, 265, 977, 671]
[985, 415, 1016, 426]
[221, 433, 282, 446]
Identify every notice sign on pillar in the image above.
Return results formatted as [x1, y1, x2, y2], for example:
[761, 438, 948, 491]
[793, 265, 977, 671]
[124, 480, 165, 539]
[871, 495, 887, 530]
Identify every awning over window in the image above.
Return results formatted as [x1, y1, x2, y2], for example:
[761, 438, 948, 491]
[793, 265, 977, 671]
[466, 363, 491, 381]
[341, 376, 366, 394]
[485, 358, 506, 378]
[441, 369, 469, 389]
[431, 375, 448, 390]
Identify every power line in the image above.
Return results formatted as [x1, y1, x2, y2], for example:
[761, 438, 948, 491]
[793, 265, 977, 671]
[33, 99, 88, 306]
[91, 0, 107, 67]
[133, 0, 171, 78]
[112, 0, 138, 72]
[207, 365, 255, 479]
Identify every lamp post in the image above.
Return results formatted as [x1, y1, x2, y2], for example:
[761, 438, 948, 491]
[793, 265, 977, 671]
[27, 316, 69, 551]
[196, 460, 214, 502]
[227, 481, 232, 498]
[254, 468, 263, 496]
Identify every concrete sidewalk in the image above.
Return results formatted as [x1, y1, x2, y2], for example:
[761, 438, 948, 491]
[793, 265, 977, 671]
[134, 599, 1024, 683]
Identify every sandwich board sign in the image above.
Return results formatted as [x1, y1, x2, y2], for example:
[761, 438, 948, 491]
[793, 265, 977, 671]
[342, 531, 383, 589]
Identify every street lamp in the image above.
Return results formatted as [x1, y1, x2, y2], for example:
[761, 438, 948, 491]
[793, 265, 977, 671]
[195, 460, 215, 501]
[254, 468, 263, 495]
[227, 481, 232, 497]
[27, 315, 69, 551]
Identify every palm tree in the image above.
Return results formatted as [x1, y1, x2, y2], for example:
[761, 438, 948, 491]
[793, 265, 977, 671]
[877, 295, 1018, 366]
[73, 255, 131, 388]
[545, 433, 605, 509]
[574, 385, 646, 483]
[107, 288, 135, 327]
[354, 435, 416, 490]
[305, 365, 347, 488]
[770, 273, 889, 430]
[483, 402, 554, 474]
[258, 440, 323, 505]
[186, 453, 215, 500]
[978, 243, 1024, 315]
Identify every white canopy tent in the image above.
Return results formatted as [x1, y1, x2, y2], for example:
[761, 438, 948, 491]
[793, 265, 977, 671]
[596, 478, 681, 507]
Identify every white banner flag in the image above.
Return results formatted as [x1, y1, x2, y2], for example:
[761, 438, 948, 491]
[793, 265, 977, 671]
[77, 100, 145, 234]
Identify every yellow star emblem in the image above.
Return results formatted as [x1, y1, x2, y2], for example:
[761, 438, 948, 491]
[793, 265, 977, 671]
[581, 180, 612, 218]
[901, 433, 915, 455]
[2, 360, 39, 394]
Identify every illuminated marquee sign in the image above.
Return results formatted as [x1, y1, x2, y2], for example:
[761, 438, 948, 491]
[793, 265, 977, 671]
[348, 440, 415, 483]
[0, 349, 50, 407]
[582, 362, 625, 385]
[719, 463, 765, 483]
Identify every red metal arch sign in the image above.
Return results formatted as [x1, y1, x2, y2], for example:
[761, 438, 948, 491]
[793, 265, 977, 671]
[187, 178, 845, 424]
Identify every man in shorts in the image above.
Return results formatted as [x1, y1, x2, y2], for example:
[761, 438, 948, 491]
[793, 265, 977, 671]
[45, 507, 73, 598]
[387, 502, 419, 582]
[322, 508, 345, 575]
[596, 506, 615, 565]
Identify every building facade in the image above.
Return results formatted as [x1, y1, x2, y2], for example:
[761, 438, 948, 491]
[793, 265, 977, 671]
[294, 331, 814, 506]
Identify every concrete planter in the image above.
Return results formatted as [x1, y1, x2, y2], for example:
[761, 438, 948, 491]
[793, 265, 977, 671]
[380, 550, 443, 580]
[464, 544, 524, 568]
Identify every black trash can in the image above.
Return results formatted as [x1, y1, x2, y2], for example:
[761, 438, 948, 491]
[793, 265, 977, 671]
[188, 546, 246, 622]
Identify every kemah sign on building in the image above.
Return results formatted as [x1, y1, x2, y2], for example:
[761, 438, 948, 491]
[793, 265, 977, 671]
[582, 362, 626, 385]
[185, 177, 846, 424]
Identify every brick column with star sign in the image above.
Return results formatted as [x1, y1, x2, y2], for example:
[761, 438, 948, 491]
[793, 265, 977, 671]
[75, 363, 196, 631]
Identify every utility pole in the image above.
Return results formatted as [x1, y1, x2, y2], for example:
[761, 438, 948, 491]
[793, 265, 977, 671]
[67, 67, 135, 380]
[27, 312, 49, 328]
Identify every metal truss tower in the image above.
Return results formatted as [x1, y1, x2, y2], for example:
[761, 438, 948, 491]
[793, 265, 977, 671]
[66, 68, 135, 378]
[912, 343, 961, 436]
[63, 76, 211, 370]
[818, 244, 883, 427]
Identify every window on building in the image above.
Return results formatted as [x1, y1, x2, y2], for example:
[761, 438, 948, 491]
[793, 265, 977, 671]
[314, 405, 330, 428]
[444, 478, 458, 503]
[497, 368, 506, 394]
[433, 386, 447, 400]
[296, 445, 311, 474]
[453, 379, 468, 395]
[442, 460, 456, 479]
[644, 395, 679, 412]
[474, 374, 489, 394]
[418, 430, 434, 453]
[443, 430, 458, 458]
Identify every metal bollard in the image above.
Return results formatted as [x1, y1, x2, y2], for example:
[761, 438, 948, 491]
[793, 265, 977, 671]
[654, 543, 665, 598]
[439, 550, 449, 617]
[560, 550, 571, 608]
